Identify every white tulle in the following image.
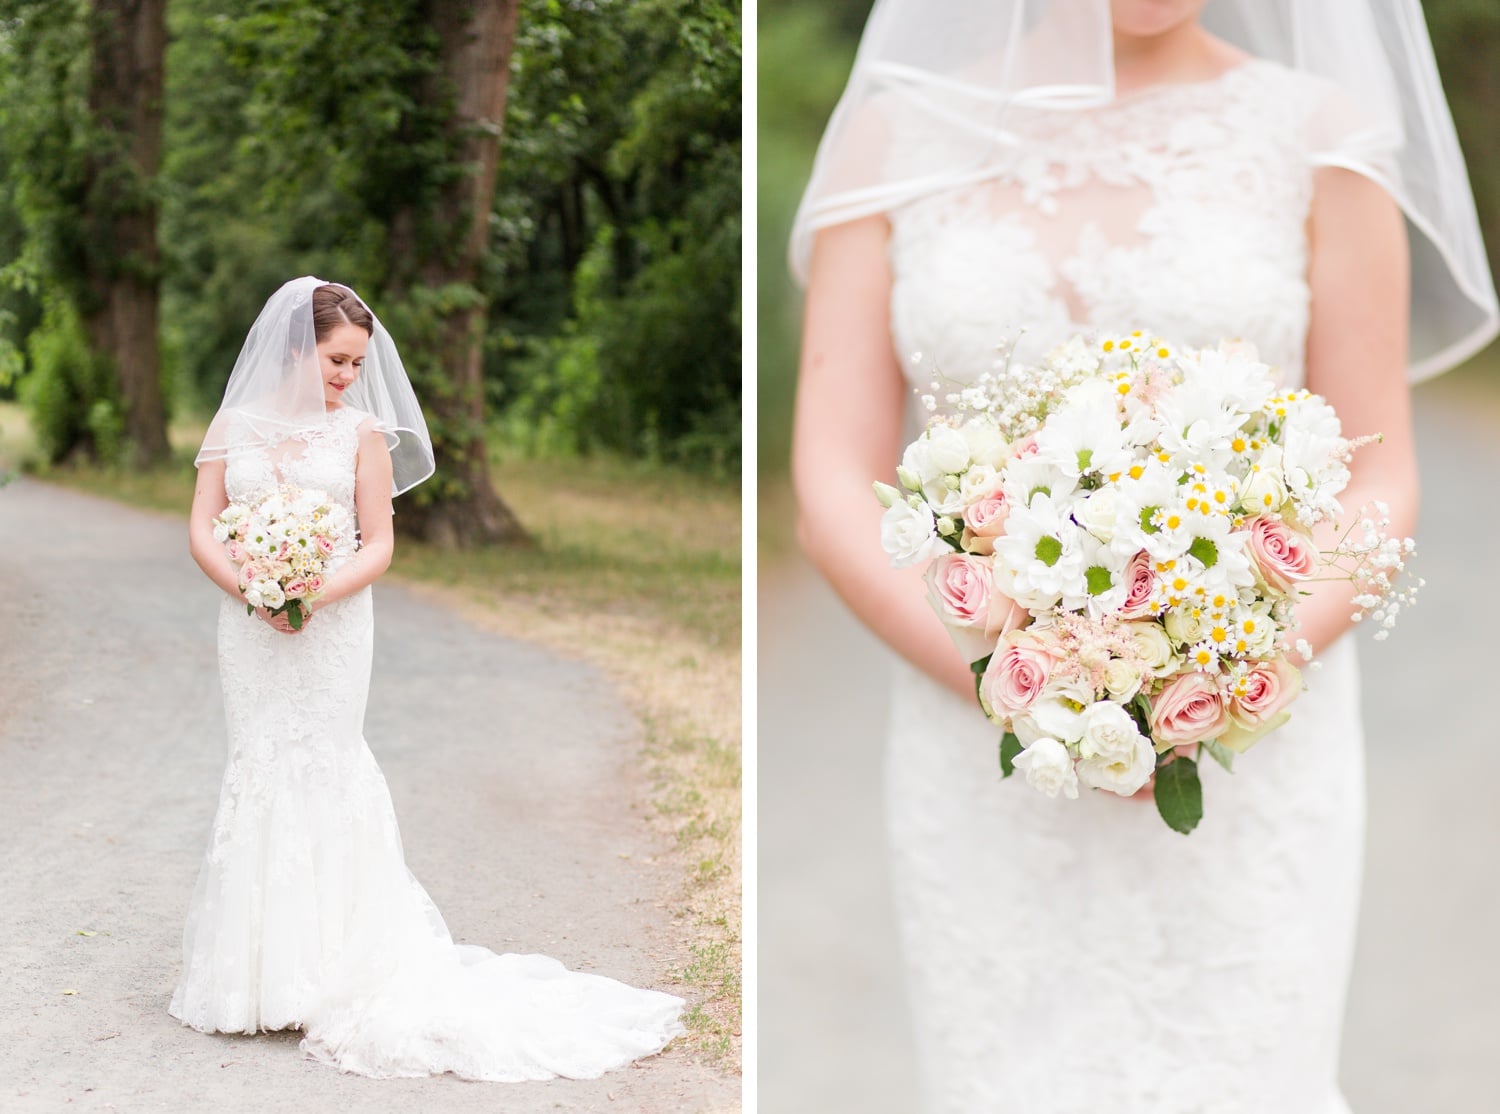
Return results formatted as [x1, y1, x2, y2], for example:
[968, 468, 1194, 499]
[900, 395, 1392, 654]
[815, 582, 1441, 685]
[169, 404, 685, 1080]
[882, 61, 1366, 1113]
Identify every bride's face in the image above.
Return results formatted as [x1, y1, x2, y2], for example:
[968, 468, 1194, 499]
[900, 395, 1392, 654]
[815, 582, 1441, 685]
[1110, 0, 1207, 39]
[317, 323, 370, 406]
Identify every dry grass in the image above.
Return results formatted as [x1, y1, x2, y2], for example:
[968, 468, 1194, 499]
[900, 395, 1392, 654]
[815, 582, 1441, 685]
[0, 401, 743, 1071]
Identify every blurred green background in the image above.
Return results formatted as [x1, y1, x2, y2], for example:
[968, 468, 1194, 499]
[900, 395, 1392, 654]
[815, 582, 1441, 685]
[0, 0, 741, 541]
[758, 0, 1500, 487]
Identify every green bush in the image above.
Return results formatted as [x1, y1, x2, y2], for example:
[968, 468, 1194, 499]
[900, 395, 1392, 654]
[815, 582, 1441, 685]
[19, 297, 121, 463]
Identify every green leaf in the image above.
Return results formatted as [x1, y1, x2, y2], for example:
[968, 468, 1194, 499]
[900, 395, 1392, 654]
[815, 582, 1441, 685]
[1127, 694, 1154, 737]
[999, 733, 1023, 778]
[1201, 738, 1235, 773]
[972, 654, 992, 703]
[245, 603, 254, 616]
[1034, 535, 1063, 567]
[1085, 565, 1113, 596]
[287, 601, 304, 630]
[1139, 506, 1161, 534]
[1188, 536, 1219, 569]
[1154, 756, 1204, 834]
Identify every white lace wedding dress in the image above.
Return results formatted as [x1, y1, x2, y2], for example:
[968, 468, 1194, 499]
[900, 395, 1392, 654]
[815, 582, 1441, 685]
[168, 403, 685, 1079]
[882, 59, 1367, 1113]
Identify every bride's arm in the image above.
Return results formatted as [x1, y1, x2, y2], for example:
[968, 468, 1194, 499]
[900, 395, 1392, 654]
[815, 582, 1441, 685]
[1297, 165, 1419, 657]
[793, 215, 975, 702]
[188, 458, 244, 602]
[309, 423, 396, 613]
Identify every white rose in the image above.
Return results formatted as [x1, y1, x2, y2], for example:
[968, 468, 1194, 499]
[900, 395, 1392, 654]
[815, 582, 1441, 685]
[212, 521, 231, 543]
[1076, 487, 1124, 543]
[258, 580, 286, 609]
[1076, 734, 1156, 796]
[925, 424, 972, 476]
[959, 463, 1004, 503]
[1012, 737, 1079, 800]
[1103, 658, 1143, 702]
[959, 417, 1009, 469]
[243, 582, 266, 608]
[1077, 699, 1147, 761]
[1126, 621, 1179, 677]
[881, 499, 944, 568]
[1164, 606, 1208, 647]
[1240, 464, 1287, 514]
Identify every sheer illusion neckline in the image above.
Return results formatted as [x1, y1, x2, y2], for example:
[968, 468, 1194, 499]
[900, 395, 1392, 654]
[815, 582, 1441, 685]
[1104, 55, 1262, 109]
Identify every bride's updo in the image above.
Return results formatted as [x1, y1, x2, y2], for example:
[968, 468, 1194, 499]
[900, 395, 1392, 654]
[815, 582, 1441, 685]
[311, 283, 374, 340]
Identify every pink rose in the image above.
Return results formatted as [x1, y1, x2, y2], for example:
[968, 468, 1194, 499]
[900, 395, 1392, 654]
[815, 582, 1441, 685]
[315, 535, 335, 556]
[1244, 514, 1316, 593]
[925, 553, 992, 628]
[1148, 671, 1231, 750]
[979, 631, 1055, 719]
[926, 553, 1020, 662]
[1116, 550, 1156, 619]
[961, 493, 1010, 556]
[283, 577, 309, 600]
[1012, 435, 1039, 459]
[305, 573, 327, 597]
[237, 560, 263, 589]
[225, 540, 246, 564]
[986, 588, 1028, 641]
[1219, 657, 1302, 752]
[275, 541, 293, 561]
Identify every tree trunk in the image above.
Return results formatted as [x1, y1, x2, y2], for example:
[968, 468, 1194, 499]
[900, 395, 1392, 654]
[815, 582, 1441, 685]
[389, 0, 530, 548]
[84, 0, 169, 465]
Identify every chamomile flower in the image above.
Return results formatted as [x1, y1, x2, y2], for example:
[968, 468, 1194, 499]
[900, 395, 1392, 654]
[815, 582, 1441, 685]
[1185, 640, 1224, 674]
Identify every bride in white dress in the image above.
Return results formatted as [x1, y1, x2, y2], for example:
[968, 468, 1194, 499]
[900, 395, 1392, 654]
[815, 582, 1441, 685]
[789, 1, 1496, 1111]
[173, 276, 684, 1080]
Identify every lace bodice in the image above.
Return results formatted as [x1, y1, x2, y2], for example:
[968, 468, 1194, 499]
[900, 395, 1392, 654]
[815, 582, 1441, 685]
[888, 58, 1341, 396]
[223, 405, 369, 519]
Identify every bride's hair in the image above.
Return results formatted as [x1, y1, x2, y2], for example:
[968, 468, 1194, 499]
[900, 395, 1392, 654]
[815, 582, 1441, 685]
[311, 283, 374, 341]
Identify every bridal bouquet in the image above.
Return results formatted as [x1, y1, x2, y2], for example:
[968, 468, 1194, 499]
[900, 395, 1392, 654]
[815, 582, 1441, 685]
[213, 485, 356, 630]
[875, 333, 1418, 833]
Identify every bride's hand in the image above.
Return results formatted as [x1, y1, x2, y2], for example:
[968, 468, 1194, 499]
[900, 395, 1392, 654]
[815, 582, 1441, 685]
[253, 605, 307, 634]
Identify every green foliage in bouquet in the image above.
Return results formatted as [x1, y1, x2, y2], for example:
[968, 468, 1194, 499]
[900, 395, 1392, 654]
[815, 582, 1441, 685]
[1153, 756, 1203, 836]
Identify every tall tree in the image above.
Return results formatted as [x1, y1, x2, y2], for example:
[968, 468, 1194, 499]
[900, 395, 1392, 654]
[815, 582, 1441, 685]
[386, 0, 529, 546]
[84, 0, 169, 463]
[0, 0, 169, 464]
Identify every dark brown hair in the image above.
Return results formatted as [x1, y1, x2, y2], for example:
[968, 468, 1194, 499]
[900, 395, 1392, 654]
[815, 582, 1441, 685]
[312, 283, 374, 341]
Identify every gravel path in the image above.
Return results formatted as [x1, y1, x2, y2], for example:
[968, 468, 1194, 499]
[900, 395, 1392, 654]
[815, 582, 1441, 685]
[0, 479, 737, 1114]
[759, 373, 1500, 1114]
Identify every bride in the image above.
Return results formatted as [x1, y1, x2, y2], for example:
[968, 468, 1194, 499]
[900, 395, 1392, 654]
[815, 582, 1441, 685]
[789, 1, 1496, 1110]
[173, 276, 684, 1080]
